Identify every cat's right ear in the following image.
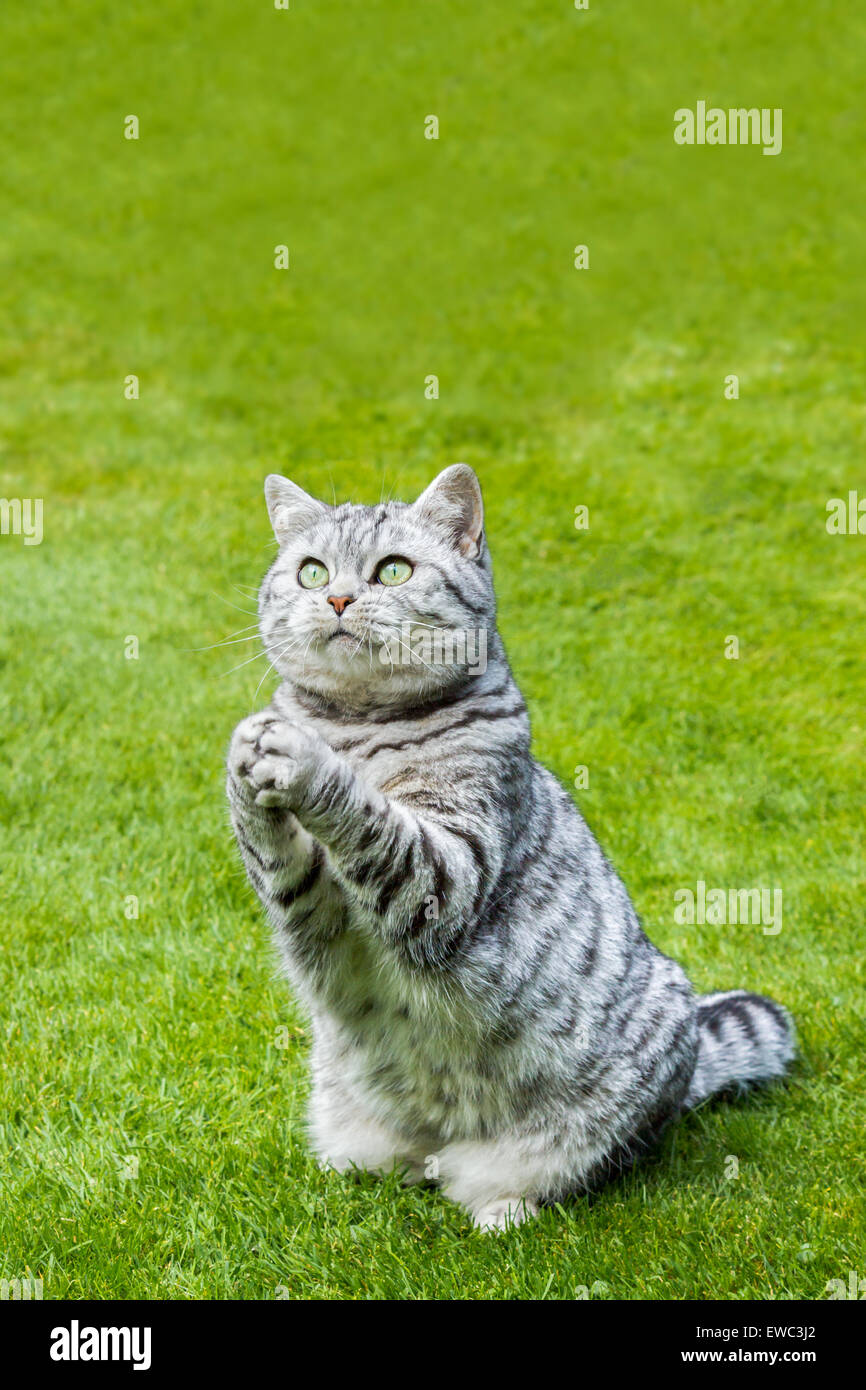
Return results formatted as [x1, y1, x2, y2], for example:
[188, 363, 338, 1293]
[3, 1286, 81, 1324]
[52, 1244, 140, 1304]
[264, 475, 324, 546]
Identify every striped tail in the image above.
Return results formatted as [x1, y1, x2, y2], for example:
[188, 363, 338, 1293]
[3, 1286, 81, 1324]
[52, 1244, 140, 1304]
[684, 989, 796, 1109]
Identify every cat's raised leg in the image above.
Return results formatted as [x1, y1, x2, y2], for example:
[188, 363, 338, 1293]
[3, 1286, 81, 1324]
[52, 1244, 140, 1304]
[242, 717, 492, 970]
[227, 711, 347, 979]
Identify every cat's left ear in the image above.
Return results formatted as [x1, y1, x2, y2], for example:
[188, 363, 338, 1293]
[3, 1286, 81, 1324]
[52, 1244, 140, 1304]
[412, 464, 484, 559]
[264, 474, 325, 545]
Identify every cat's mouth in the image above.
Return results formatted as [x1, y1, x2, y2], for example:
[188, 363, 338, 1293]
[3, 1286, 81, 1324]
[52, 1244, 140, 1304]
[327, 625, 368, 646]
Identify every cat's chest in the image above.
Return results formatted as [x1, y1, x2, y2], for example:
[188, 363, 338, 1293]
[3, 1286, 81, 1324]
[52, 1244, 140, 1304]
[311, 927, 478, 1056]
[318, 925, 454, 1033]
[327, 734, 437, 793]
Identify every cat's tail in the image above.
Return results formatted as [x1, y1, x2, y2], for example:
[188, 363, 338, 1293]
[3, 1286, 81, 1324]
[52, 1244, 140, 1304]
[683, 989, 796, 1109]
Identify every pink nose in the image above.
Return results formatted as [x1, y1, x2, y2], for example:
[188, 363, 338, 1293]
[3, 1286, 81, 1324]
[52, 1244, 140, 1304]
[327, 595, 355, 616]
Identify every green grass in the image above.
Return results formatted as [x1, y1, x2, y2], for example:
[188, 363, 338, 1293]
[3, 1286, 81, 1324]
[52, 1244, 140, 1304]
[1, 0, 864, 1300]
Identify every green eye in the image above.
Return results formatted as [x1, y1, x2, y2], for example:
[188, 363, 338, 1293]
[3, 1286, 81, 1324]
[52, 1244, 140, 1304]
[376, 557, 413, 586]
[298, 560, 329, 589]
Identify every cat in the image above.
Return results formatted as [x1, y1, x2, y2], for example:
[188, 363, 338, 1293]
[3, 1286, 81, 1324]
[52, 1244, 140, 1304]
[226, 464, 795, 1231]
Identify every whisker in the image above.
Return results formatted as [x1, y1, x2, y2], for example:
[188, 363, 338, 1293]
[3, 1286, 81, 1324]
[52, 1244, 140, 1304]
[186, 630, 261, 653]
[211, 590, 258, 618]
[373, 624, 437, 676]
[253, 650, 283, 700]
[299, 633, 318, 676]
[219, 646, 270, 678]
[247, 631, 309, 697]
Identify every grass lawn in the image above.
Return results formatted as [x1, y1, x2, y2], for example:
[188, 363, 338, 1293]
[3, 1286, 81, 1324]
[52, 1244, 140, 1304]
[1, 0, 864, 1299]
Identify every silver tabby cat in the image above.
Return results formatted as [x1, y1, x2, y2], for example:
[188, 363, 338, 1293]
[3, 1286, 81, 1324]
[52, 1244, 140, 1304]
[226, 464, 795, 1231]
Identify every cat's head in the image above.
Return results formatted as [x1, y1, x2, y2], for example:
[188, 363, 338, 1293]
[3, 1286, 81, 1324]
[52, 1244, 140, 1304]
[258, 465, 496, 711]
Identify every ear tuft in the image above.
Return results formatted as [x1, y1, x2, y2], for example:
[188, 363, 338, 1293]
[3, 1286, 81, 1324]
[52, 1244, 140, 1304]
[412, 463, 484, 558]
[264, 475, 324, 545]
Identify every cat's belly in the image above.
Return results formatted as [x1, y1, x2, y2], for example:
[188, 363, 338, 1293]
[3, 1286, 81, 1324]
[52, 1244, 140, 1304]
[309, 954, 695, 1149]
[295, 855, 697, 1148]
[320, 1016, 542, 1143]
[315, 1006, 692, 1152]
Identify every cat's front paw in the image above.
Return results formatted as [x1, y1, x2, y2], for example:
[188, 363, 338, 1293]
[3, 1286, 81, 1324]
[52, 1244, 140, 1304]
[472, 1196, 539, 1233]
[229, 714, 325, 809]
[228, 711, 275, 802]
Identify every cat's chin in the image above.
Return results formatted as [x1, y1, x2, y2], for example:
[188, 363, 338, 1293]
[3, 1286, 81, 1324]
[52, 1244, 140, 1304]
[282, 657, 466, 717]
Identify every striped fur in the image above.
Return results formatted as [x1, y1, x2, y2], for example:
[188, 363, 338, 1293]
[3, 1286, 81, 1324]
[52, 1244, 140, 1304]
[226, 465, 795, 1231]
